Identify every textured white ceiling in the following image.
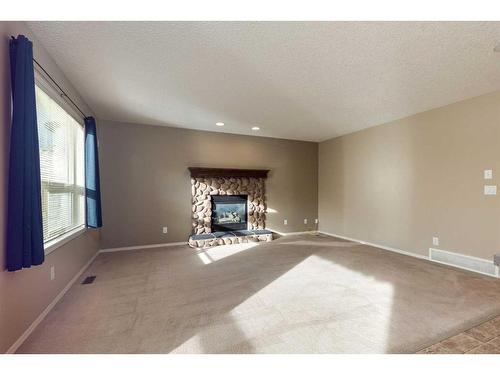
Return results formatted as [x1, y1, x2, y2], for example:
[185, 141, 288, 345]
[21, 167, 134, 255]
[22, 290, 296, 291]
[28, 21, 500, 142]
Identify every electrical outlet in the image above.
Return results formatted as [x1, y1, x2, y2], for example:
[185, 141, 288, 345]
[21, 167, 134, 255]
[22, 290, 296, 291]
[304, 218, 308, 224]
[50, 266, 55, 281]
[284, 219, 288, 225]
[484, 185, 497, 195]
[314, 219, 319, 224]
[432, 237, 439, 246]
[162, 226, 168, 234]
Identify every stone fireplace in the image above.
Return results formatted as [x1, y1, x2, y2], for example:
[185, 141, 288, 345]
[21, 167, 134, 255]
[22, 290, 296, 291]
[188, 167, 273, 248]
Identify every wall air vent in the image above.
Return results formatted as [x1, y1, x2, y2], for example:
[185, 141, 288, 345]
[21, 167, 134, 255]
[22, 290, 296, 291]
[429, 248, 499, 278]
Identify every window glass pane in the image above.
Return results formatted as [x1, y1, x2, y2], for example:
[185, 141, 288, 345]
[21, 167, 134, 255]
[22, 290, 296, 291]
[36, 85, 85, 244]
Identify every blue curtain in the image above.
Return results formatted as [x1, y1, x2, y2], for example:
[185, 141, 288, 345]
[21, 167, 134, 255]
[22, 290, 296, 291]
[6, 35, 44, 271]
[84, 117, 103, 228]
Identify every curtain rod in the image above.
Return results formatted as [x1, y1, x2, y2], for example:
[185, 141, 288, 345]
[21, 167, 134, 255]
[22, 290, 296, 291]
[32, 58, 87, 119]
[10, 35, 87, 118]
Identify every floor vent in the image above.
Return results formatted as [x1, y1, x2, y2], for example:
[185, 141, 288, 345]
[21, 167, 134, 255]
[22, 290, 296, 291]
[81, 276, 96, 285]
[429, 248, 499, 277]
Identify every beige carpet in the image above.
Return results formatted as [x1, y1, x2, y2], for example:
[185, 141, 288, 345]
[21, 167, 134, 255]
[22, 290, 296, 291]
[17, 233, 500, 353]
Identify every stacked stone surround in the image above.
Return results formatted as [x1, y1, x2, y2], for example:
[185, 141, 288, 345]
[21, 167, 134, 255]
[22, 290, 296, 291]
[191, 176, 266, 234]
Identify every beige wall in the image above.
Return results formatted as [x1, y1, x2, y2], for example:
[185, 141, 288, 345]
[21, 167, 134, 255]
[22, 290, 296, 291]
[0, 22, 100, 353]
[98, 120, 318, 249]
[3, 20, 498, 354]
[319, 90, 500, 260]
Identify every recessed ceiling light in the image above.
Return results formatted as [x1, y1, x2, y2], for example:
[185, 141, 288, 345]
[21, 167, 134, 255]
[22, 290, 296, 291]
[216, 122, 224, 126]
[251, 126, 260, 131]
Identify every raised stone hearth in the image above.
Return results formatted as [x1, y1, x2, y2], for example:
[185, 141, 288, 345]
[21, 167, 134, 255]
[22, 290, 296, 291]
[188, 167, 272, 248]
[188, 230, 273, 249]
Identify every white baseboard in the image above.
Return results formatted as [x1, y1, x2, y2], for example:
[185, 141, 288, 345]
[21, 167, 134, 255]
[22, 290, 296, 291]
[6, 240, 190, 353]
[267, 229, 318, 236]
[318, 230, 428, 260]
[99, 241, 188, 253]
[6, 250, 100, 354]
[319, 231, 498, 278]
[6, 230, 494, 353]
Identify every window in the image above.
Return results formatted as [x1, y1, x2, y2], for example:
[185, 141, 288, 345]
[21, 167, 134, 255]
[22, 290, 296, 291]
[35, 84, 85, 246]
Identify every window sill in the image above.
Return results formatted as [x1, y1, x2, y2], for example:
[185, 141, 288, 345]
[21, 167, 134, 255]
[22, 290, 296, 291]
[44, 226, 87, 255]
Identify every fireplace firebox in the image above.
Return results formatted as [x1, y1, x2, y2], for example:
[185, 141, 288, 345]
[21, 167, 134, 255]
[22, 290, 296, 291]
[211, 195, 248, 232]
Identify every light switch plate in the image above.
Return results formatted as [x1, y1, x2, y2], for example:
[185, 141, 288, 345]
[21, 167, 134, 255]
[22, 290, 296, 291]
[162, 226, 168, 234]
[315, 219, 319, 224]
[432, 237, 439, 246]
[304, 219, 308, 224]
[484, 185, 497, 195]
[284, 219, 288, 225]
[484, 170, 493, 180]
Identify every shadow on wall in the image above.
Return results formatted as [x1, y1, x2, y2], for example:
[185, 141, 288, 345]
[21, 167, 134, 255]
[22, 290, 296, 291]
[319, 116, 431, 254]
[319, 91, 500, 260]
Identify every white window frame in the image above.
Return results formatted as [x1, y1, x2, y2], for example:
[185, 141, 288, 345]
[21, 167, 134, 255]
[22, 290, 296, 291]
[34, 69, 87, 255]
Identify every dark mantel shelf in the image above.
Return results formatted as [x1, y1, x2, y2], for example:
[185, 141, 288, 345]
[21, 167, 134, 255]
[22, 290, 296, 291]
[188, 167, 269, 179]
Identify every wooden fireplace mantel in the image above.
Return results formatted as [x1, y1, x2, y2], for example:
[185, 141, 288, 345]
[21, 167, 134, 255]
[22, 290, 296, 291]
[188, 167, 269, 179]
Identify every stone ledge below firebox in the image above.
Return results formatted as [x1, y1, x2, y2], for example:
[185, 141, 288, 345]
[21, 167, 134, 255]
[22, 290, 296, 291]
[188, 229, 273, 249]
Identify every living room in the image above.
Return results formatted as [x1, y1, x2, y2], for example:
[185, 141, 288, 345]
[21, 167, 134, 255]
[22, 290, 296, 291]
[1, 1, 500, 373]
